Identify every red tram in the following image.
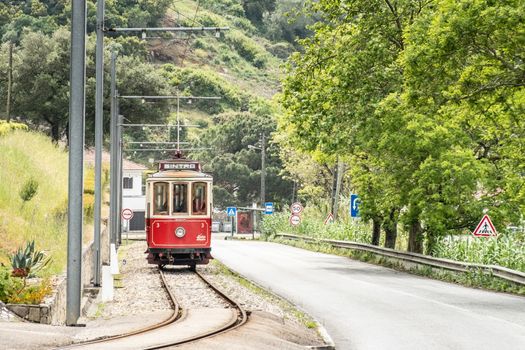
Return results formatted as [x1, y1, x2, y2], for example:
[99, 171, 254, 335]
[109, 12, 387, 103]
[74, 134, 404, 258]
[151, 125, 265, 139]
[145, 155, 213, 268]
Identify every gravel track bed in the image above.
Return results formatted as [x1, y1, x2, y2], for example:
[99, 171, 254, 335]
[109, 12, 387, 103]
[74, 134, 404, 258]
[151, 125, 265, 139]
[93, 241, 171, 318]
[90, 241, 309, 330]
[198, 262, 303, 324]
[162, 268, 230, 309]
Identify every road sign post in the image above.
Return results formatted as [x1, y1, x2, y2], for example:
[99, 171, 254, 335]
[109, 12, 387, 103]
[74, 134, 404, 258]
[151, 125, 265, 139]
[227, 207, 237, 237]
[472, 214, 498, 237]
[291, 202, 303, 215]
[121, 208, 133, 243]
[264, 202, 274, 215]
[290, 214, 301, 226]
[350, 194, 360, 218]
[324, 213, 334, 225]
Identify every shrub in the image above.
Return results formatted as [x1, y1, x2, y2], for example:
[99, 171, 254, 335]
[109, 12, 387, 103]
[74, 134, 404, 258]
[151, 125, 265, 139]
[10, 240, 51, 278]
[0, 121, 28, 137]
[0, 266, 22, 302]
[266, 42, 294, 59]
[19, 178, 39, 203]
[226, 31, 263, 63]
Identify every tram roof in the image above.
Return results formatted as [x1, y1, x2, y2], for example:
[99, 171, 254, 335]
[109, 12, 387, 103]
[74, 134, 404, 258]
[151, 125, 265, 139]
[148, 169, 212, 180]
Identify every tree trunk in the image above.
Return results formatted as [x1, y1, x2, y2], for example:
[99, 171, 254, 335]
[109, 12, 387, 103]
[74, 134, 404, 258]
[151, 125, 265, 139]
[51, 122, 60, 143]
[371, 217, 381, 246]
[6, 42, 13, 122]
[384, 209, 397, 249]
[408, 219, 423, 253]
[330, 161, 338, 215]
[426, 233, 438, 256]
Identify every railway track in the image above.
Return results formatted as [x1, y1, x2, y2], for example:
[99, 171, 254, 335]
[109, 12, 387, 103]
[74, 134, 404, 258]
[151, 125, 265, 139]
[58, 267, 248, 349]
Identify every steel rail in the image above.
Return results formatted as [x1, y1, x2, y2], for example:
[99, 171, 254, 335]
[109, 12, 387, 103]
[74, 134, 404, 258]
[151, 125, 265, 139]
[56, 269, 182, 349]
[57, 267, 248, 349]
[276, 233, 525, 286]
[145, 269, 248, 349]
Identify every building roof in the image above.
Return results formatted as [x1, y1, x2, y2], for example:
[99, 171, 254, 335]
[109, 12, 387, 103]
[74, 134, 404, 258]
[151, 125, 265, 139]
[84, 148, 148, 171]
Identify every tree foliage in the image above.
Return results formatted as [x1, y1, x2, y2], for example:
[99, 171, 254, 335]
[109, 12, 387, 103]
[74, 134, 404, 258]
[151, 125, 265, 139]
[191, 110, 292, 208]
[280, 0, 525, 253]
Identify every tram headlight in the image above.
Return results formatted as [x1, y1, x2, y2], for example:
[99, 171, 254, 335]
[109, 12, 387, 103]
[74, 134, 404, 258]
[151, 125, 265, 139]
[175, 227, 186, 238]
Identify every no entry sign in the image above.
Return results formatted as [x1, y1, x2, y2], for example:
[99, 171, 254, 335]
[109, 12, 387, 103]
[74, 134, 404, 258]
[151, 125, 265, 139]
[121, 208, 134, 221]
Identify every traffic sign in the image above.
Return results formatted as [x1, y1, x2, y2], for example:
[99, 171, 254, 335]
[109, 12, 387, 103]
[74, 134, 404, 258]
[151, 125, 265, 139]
[324, 213, 334, 225]
[264, 202, 274, 214]
[291, 202, 303, 215]
[290, 214, 301, 226]
[226, 207, 237, 217]
[121, 208, 134, 221]
[350, 194, 360, 218]
[472, 214, 498, 237]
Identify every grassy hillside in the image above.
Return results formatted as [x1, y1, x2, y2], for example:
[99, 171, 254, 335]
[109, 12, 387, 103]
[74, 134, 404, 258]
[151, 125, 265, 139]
[145, 0, 291, 136]
[0, 130, 68, 276]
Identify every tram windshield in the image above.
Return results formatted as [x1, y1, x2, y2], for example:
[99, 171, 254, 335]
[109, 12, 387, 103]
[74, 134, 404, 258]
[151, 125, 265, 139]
[172, 183, 188, 214]
[192, 182, 207, 215]
[153, 182, 169, 215]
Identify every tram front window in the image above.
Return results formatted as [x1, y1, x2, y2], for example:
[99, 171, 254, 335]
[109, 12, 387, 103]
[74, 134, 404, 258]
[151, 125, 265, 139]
[173, 183, 188, 214]
[192, 182, 207, 215]
[153, 182, 169, 215]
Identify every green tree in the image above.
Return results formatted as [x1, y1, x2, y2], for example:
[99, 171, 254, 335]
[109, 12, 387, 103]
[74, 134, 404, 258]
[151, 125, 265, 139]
[192, 111, 292, 208]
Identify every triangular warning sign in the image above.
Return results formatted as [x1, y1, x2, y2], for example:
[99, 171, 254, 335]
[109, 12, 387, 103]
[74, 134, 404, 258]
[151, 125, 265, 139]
[324, 213, 334, 225]
[472, 214, 498, 237]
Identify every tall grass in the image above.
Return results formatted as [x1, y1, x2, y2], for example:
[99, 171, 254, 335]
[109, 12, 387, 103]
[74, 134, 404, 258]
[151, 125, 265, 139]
[433, 233, 525, 272]
[261, 209, 373, 244]
[263, 207, 524, 273]
[0, 131, 69, 276]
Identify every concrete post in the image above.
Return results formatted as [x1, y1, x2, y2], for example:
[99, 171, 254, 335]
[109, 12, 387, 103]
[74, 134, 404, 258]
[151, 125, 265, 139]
[117, 114, 124, 245]
[109, 50, 117, 246]
[66, 0, 86, 326]
[93, 0, 104, 287]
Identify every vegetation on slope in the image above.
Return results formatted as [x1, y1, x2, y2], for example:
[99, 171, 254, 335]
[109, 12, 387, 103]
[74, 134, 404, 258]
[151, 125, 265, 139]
[0, 129, 68, 275]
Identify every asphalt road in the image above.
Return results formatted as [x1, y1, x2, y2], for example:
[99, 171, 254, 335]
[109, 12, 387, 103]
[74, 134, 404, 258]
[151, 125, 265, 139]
[211, 237, 525, 350]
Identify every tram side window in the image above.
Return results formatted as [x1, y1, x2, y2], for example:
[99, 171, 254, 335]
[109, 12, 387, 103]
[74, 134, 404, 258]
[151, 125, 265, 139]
[192, 182, 207, 215]
[153, 182, 169, 215]
[173, 183, 188, 214]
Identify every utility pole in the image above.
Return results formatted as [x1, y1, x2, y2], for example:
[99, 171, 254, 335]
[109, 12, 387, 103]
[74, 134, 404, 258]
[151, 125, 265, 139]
[66, 0, 86, 326]
[6, 42, 13, 122]
[93, 0, 104, 287]
[261, 133, 266, 206]
[117, 114, 124, 245]
[109, 49, 118, 247]
[248, 133, 266, 207]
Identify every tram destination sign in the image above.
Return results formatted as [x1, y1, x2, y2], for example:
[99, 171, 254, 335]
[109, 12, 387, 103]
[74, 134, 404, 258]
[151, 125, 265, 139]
[159, 162, 200, 171]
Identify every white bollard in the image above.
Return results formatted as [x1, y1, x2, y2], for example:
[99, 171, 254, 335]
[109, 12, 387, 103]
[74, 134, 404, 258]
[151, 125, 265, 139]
[101, 266, 114, 301]
[110, 243, 120, 275]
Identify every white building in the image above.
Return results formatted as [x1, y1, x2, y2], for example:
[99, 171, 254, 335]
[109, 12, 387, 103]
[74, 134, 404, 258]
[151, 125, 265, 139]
[122, 159, 148, 231]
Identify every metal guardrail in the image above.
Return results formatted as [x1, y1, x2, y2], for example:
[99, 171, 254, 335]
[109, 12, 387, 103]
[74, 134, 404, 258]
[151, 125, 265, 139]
[275, 233, 525, 286]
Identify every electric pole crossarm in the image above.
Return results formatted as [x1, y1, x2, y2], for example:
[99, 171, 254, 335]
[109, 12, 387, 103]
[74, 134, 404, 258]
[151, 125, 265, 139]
[126, 141, 191, 144]
[107, 26, 229, 32]
[119, 95, 221, 100]
[120, 124, 202, 127]
[125, 148, 212, 152]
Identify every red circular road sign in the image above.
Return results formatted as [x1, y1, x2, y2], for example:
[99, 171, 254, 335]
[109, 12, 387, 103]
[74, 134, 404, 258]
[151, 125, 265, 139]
[290, 202, 304, 215]
[290, 214, 301, 226]
[121, 208, 134, 221]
